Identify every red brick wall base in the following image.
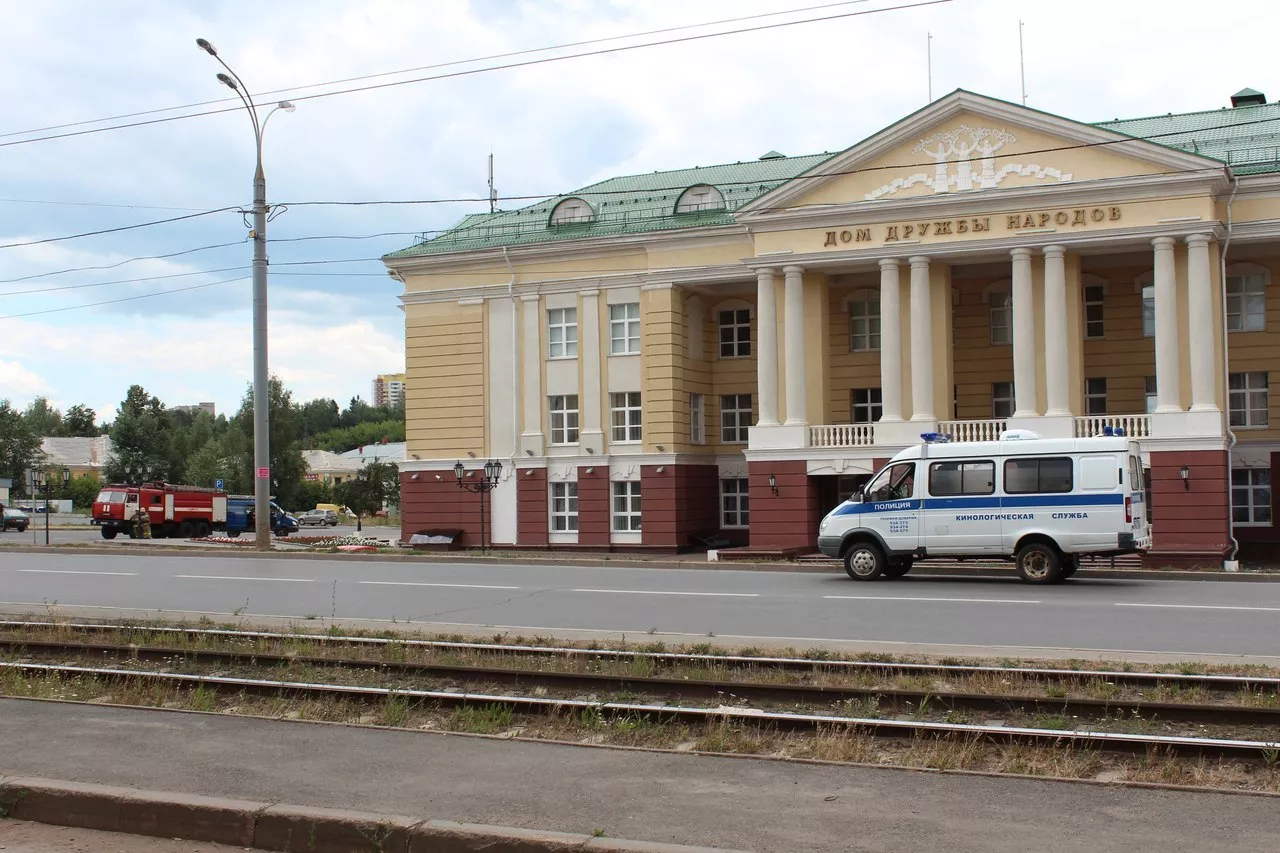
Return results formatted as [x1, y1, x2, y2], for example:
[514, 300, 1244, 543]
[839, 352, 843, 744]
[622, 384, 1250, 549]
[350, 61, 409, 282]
[747, 461, 820, 552]
[641, 465, 719, 549]
[1142, 450, 1231, 569]
[516, 468, 549, 547]
[400, 472, 490, 547]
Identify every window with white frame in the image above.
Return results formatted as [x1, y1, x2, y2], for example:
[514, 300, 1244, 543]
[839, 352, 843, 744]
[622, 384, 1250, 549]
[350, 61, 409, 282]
[547, 307, 578, 358]
[609, 302, 641, 355]
[719, 308, 751, 358]
[721, 478, 749, 528]
[550, 482, 579, 532]
[1085, 377, 1107, 416]
[1226, 270, 1267, 332]
[992, 381, 1014, 419]
[1232, 469, 1271, 525]
[609, 392, 642, 442]
[848, 297, 880, 352]
[1229, 372, 1269, 427]
[611, 481, 641, 532]
[690, 393, 705, 444]
[989, 289, 1012, 345]
[851, 387, 882, 423]
[1083, 283, 1106, 339]
[675, 184, 726, 213]
[1141, 283, 1155, 338]
[548, 395, 580, 445]
[720, 394, 752, 443]
[1144, 376, 1157, 414]
[549, 197, 595, 225]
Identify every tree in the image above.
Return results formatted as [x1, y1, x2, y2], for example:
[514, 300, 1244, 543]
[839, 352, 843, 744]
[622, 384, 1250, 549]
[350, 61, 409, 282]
[104, 405, 170, 483]
[335, 461, 399, 531]
[22, 397, 62, 437]
[184, 438, 229, 489]
[297, 398, 341, 440]
[230, 376, 307, 508]
[60, 474, 103, 511]
[61, 404, 100, 437]
[294, 478, 334, 513]
[0, 400, 45, 497]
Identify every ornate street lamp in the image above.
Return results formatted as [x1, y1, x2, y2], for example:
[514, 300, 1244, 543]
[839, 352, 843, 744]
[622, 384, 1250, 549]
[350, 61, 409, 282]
[454, 459, 503, 552]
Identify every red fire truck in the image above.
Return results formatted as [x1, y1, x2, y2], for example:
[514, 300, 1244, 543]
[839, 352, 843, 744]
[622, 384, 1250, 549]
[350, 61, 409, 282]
[92, 482, 228, 540]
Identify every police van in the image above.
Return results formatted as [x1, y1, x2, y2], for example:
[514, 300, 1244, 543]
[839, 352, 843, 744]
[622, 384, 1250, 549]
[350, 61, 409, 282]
[816, 429, 1151, 584]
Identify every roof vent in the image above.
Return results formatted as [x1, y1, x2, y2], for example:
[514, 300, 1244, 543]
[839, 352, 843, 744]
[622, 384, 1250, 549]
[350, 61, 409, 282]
[1231, 88, 1267, 108]
[758, 150, 785, 160]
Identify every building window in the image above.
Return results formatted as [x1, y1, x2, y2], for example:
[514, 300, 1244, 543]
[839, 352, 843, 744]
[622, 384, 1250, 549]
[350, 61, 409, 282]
[1226, 272, 1266, 332]
[990, 290, 1012, 345]
[1229, 372, 1269, 428]
[609, 392, 642, 443]
[547, 307, 578, 359]
[848, 298, 880, 352]
[1085, 377, 1107, 416]
[548, 395, 580, 445]
[675, 184, 725, 213]
[1084, 283, 1105, 339]
[1142, 284, 1155, 338]
[609, 303, 641, 355]
[611, 481, 641, 532]
[721, 478, 749, 528]
[690, 393, 705, 444]
[1232, 469, 1271, 525]
[851, 388, 882, 423]
[719, 308, 751, 358]
[550, 482, 578, 532]
[992, 381, 1014, 419]
[720, 394, 752, 443]
[1144, 376, 1157, 414]
[1004, 457, 1074, 494]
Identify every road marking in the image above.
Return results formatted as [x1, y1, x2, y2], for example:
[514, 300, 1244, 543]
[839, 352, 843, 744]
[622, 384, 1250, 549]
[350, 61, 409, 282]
[174, 575, 315, 583]
[1116, 603, 1280, 613]
[358, 581, 520, 590]
[824, 595, 1041, 604]
[572, 589, 760, 598]
[17, 569, 138, 576]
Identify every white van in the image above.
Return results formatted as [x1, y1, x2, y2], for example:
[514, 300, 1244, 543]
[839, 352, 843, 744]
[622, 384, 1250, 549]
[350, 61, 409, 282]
[817, 430, 1151, 584]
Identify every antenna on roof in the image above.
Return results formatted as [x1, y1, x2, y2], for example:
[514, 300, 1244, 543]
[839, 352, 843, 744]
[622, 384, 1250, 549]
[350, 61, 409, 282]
[1018, 20, 1027, 105]
[927, 32, 933, 102]
[488, 152, 498, 214]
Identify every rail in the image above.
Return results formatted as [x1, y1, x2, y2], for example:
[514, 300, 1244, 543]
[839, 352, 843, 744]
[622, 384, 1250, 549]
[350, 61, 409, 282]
[1074, 414, 1152, 438]
[936, 418, 1008, 442]
[809, 424, 874, 448]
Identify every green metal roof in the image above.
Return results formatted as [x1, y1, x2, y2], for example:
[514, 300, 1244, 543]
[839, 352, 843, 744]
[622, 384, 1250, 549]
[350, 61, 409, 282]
[389, 96, 1280, 260]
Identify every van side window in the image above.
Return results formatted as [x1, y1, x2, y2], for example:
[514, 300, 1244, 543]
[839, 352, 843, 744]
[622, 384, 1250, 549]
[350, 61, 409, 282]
[1004, 457, 1073, 494]
[929, 461, 995, 496]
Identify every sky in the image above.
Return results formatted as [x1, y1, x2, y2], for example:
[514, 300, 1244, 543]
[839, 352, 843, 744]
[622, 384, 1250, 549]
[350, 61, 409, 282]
[0, 0, 1274, 425]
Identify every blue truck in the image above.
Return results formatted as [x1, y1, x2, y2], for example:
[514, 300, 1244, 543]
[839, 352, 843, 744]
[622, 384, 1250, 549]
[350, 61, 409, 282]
[223, 497, 299, 538]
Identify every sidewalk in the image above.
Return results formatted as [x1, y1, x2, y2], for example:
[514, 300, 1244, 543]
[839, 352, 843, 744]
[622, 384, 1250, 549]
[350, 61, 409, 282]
[2, 698, 1277, 853]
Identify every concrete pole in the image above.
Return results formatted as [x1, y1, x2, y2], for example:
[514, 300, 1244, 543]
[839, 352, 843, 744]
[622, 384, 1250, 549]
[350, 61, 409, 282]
[252, 155, 271, 550]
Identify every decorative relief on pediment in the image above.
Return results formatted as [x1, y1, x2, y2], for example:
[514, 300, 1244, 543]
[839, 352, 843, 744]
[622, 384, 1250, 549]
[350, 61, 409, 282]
[864, 125, 1073, 200]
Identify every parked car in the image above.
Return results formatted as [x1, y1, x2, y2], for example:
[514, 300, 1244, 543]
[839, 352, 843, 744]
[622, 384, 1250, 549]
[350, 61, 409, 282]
[2, 508, 31, 533]
[297, 509, 340, 527]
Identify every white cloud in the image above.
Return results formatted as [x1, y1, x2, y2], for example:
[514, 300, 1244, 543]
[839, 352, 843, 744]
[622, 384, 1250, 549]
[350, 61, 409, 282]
[0, 359, 51, 399]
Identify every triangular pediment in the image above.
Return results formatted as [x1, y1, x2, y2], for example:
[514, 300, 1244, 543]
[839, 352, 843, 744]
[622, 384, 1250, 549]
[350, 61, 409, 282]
[739, 90, 1222, 216]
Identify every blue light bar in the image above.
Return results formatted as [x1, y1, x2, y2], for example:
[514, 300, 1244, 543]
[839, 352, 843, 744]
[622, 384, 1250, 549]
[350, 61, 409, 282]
[920, 432, 953, 443]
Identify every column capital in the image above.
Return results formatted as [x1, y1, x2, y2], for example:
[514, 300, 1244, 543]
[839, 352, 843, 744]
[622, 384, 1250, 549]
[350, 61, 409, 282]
[782, 264, 805, 277]
[755, 266, 776, 280]
[1186, 233, 1213, 248]
[878, 258, 902, 270]
[908, 255, 930, 268]
[1010, 247, 1033, 260]
[1152, 236, 1177, 250]
[1042, 244, 1066, 258]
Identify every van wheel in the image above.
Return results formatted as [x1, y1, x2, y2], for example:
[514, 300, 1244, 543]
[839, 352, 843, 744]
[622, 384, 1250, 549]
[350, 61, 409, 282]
[1060, 558, 1078, 580]
[843, 542, 885, 581]
[1015, 542, 1062, 584]
[883, 559, 913, 579]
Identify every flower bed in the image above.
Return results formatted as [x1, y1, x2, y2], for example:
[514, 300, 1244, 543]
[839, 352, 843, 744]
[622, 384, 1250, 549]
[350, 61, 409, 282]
[282, 534, 385, 547]
[191, 536, 255, 545]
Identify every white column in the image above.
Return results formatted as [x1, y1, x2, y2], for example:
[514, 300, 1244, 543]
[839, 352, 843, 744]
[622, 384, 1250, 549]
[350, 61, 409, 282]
[579, 290, 603, 445]
[1186, 234, 1217, 412]
[1152, 236, 1181, 413]
[908, 256, 934, 421]
[1011, 247, 1037, 417]
[755, 268, 779, 426]
[519, 294, 544, 453]
[1042, 245, 1069, 416]
[878, 259, 903, 422]
[783, 265, 808, 426]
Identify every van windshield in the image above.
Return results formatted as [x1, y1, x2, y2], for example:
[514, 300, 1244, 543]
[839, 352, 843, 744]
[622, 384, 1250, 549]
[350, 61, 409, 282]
[95, 490, 126, 504]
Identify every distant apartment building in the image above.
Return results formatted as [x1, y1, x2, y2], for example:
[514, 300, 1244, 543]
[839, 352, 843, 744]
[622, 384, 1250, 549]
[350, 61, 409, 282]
[372, 373, 406, 409]
[172, 402, 216, 417]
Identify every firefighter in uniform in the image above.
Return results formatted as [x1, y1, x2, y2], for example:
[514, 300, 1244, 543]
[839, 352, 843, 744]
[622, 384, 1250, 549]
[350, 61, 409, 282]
[132, 503, 152, 539]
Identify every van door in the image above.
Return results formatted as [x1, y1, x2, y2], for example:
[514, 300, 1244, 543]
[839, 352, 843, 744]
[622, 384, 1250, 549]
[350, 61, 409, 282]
[1127, 452, 1151, 548]
[923, 458, 999, 555]
[860, 461, 921, 558]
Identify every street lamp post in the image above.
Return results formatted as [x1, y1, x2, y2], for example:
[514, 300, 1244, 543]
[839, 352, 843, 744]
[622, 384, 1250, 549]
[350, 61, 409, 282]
[31, 468, 69, 546]
[196, 37, 294, 551]
[454, 459, 502, 553]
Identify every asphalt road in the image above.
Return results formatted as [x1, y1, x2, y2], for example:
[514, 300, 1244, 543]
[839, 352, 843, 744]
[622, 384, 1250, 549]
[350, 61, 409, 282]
[2, 551, 1280, 662]
[0, 522, 388, 546]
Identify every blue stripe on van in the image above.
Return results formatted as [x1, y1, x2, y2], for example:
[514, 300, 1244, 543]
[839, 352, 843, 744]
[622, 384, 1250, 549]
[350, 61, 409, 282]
[830, 493, 1124, 516]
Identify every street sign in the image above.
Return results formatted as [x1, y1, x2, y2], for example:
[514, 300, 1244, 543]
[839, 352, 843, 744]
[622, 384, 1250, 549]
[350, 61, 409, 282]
[256, 467, 270, 479]
[215, 479, 224, 490]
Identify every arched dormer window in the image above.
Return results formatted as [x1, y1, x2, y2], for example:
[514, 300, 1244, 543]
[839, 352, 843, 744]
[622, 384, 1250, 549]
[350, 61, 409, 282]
[548, 197, 596, 226]
[675, 184, 726, 214]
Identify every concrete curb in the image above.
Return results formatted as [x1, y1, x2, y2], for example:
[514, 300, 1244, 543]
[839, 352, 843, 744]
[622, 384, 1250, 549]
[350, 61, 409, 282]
[0, 776, 745, 853]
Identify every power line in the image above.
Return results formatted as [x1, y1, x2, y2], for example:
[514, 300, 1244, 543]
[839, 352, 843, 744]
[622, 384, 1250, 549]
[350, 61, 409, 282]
[0, 266, 247, 296]
[0, 276, 249, 320]
[0, 0, 883, 142]
[0, 240, 246, 284]
[0, 197, 218, 212]
[0, 207, 240, 252]
[0, 0, 949, 150]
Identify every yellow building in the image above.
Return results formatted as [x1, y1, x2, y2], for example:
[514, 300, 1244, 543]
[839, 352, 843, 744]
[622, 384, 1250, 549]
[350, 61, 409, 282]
[372, 373, 406, 409]
[385, 89, 1280, 566]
